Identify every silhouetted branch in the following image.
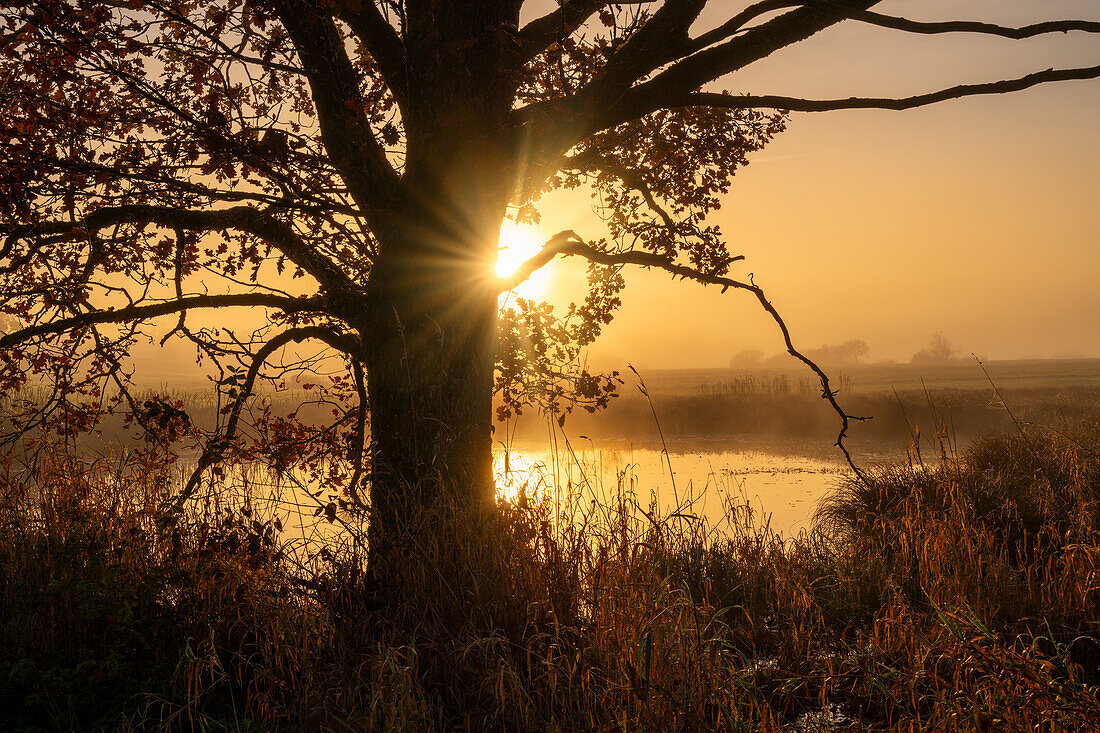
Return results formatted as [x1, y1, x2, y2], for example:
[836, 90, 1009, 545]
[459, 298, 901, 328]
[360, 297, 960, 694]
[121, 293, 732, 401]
[338, 2, 409, 110]
[595, 161, 680, 233]
[686, 0, 814, 53]
[516, 1, 873, 169]
[686, 1, 1100, 55]
[176, 325, 361, 511]
[637, 1, 1100, 97]
[274, 2, 402, 217]
[805, 3, 1100, 40]
[0, 293, 322, 349]
[518, 1, 657, 63]
[672, 65, 1100, 113]
[521, 1, 1100, 160]
[506, 231, 870, 481]
[592, 0, 708, 91]
[6, 204, 356, 291]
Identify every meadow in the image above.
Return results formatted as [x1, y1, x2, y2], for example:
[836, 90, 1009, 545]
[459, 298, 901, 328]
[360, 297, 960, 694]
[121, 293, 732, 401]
[531, 359, 1100, 450]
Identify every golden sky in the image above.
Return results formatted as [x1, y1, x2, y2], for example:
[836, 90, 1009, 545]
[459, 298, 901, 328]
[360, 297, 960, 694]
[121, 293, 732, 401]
[140, 1, 1099, 384]
[520, 0, 1100, 367]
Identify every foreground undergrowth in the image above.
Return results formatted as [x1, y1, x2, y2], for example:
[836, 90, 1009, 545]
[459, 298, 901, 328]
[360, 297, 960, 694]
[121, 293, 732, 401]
[1, 420, 1099, 730]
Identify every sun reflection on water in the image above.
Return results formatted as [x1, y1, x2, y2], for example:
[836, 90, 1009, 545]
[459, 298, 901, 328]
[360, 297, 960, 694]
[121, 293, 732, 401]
[490, 445, 847, 535]
[493, 449, 553, 503]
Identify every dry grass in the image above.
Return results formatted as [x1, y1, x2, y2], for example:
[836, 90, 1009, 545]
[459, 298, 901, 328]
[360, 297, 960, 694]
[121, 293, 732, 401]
[1, 420, 1099, 730]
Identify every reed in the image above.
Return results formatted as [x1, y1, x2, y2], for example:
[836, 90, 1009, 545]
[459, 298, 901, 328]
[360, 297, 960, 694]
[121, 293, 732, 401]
[1, 419, 1098, 729]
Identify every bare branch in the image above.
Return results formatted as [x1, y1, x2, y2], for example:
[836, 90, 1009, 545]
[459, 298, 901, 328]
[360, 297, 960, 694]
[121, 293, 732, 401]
[686, 1, 804, 53]
[682, 1, 1100, 56]
[809, 3, 1100, 41]
[505, 231, 869, 479]
[657, 0, 1100, 90]
[669, 65, 1100, 114]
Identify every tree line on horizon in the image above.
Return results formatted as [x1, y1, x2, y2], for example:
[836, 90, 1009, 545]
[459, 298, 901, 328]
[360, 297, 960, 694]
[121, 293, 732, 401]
[729, 333, 991, 369]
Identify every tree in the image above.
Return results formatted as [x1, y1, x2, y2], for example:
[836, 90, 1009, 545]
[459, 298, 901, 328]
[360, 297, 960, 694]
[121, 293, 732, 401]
[910, 332, 959, 365]
[1, 1, 1097, 559]
[804, 340, 870, 368]
[730, 350, 766, 369]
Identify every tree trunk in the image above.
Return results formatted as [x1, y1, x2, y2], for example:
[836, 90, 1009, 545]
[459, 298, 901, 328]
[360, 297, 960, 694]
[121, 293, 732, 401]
[362, 261, 498, 542]
[359, 146, 509, 569]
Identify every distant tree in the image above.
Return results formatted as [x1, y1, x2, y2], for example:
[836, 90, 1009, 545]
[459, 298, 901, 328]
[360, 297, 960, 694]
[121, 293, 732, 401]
[729, 349, 766, 368]
[1, 2, 1097, 564]
[762, 339, 869, 367]
[806, 340, 870, 367]
[911, 332, 959, 365]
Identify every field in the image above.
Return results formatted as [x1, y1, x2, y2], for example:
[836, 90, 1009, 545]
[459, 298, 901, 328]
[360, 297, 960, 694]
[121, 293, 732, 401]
[9, 0, 1099, 728]
[641, 358, 1100, 396]
[514, 359, 1100, 452]
[80, 359, 1100, 453]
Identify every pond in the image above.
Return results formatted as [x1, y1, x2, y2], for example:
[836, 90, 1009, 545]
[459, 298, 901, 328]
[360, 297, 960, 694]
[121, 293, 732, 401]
[493, 442, 849, 536]
[175, 438, 871, 552]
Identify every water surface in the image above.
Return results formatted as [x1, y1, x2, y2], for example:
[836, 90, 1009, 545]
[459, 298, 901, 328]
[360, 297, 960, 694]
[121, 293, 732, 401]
[494, 443, 849, 536]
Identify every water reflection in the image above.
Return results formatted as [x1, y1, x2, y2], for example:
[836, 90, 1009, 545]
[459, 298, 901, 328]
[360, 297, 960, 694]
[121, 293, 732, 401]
[493, 449, 554, 503]
[185, 444, 851, 557]
[493, 445, 848, 536]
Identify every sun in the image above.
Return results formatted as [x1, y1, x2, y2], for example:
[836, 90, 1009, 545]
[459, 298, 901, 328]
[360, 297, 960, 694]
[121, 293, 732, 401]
[497, 220, 550, 300]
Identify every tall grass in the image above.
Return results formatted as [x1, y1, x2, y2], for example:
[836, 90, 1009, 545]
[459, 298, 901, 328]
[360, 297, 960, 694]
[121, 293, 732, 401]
[1, 420, 1099, 729]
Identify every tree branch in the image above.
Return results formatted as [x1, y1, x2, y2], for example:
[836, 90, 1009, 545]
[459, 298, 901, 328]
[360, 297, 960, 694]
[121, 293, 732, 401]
[337, 2, 409, 111]
[0, 293, 322, 350]
[515, 1, 877, 171]
[7, 204, 356, 293]
[685, 1, 805, 54]
[517, 0, 619, 63]
[590, 160, 681, 233]
[808, 3, 1100, 41]
[588, 0, 708, 92]
[504, 231, 869, 479]
[589, 0, 874, 128]
[275, 2, 402, 218]
[175, 325, 360, 510]
[584, 3, 1100, 133]
[667, 64, 1100, 114]
[678, 1, 1100, 57]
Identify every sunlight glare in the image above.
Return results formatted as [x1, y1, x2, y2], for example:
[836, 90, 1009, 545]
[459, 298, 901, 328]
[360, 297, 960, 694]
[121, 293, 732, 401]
[497, 220, 550, 299]
[493, 449, 550, 504]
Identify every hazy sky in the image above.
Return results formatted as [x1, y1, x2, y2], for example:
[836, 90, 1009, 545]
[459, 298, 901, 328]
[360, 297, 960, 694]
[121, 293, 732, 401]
[525, 0, 1100, 368]
[142, 2, 1100, 383]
